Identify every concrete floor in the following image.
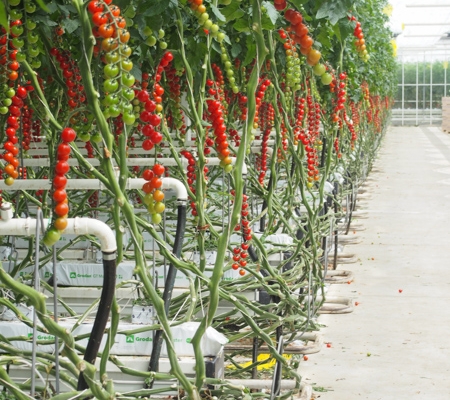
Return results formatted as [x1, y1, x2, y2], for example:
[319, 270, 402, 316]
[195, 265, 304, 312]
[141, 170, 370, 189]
[302, 126, 450, 399]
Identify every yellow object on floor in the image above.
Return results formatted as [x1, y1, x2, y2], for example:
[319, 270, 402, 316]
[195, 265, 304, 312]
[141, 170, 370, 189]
[227, 353, 292, 371]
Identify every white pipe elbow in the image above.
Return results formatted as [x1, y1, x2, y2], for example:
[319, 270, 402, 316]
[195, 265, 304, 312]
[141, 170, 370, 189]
[0, 204, 117, 254]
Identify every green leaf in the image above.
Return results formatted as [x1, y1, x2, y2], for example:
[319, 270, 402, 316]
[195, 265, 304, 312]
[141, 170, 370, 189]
[57, 4, 76, 17]
[222, 2, 245, 22]
[130, 64, 142, 82]
[233, 18, 250, 33]
[261, 13, 274, 30]
[262, 1, 278, 26]
[61, 18, 79, 34]
[139, 0, 166, 16]
[33, 15, 58, 26]
[0, 2, 8, 31]
[316, 0, 352, 26]
[45, 1, 58, 14]
[211, 5, 226, 22]
[243, 35, 256, 66]
[231, 42, 242, 58]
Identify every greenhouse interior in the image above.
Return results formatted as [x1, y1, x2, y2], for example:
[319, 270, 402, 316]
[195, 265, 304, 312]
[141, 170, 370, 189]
[0, 0, 447, 399]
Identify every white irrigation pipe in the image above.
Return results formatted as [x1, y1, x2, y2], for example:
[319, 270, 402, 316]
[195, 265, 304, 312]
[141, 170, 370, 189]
[0, 177, 188, 202]
[15, 156, 250, 175]
[0, 204, 117, 253]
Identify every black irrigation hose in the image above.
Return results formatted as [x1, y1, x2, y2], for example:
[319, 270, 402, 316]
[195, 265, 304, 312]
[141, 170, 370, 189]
[333, 182, 339, 270]
[259, 173, 273, 233]
[146, 204, 187, 384]
[77, 251, 116, 391]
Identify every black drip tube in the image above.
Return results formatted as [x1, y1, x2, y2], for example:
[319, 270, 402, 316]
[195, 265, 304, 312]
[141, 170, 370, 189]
[77, 250, 117, 391]
[146, 203, 187, 383]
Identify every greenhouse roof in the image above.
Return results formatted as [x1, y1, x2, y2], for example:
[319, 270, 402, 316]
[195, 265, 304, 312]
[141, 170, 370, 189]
[389, 0, 450, 61]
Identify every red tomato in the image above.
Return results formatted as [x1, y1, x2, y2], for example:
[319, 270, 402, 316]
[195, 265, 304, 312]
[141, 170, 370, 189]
[152, 164, 165, 176]
[53, 189, 67, 203]
[61, 127, 76, 143]
[54, 202, 69, 216]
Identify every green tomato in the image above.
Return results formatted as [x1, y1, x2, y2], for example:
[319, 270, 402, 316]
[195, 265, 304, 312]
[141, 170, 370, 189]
[31, 60, 41, 69]
[122, 88, 135, 101]
[105, 51, 120, 63]
[145, 36, 157, 46]
[27, 31, 39, 44]
[3, 98, 12, 106]
[203, 19, 213, 29]
[223, 164, 233, 173]
[121, 58, 133, 71]
[0, 107, 8, 115]
[199, 12, 209, 24]
[9, 9, 22, 19]
[122, 111, 136, 125]
[42, 228, 61, 247]
[120, 102, 133, 112]
[6, 88, 15, 98]
[78, 132, 91, 142]
[26, 20, 36, 30]
[108, 104, 121, 118]
[313, 63, 326, 77]
[25, 1, 36, 13]
[104, 64, 119, 78]
[28, 46, 40, 58]
[151, 213, 162, 224]
[119, 44, 132, 57]
[210, 24, 219, 33]
[11, 25, 24, 37]
[217, 32, 226, 43]
[16, 52, 26, 62]
[321, 73, 333, 85]
[159, 41, 168, 50]
[158, 29, 165, 39]
[105, 93, 120, 106]
[121, 73, 135, 87]
[153, 202, 165, 213]
[11, 38, 24, 49]
[91, 133, 103, 143]
[143, 194, 153, 206]
[103, 79, 119, 93]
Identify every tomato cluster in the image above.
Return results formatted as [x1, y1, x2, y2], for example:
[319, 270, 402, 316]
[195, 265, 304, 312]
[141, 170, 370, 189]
[187, 0, 223, 42]
[88, 0, 137, 122]
[49, 48, 86, 109]
[181, 150, 199, 216]
[256, 101, 274, 186]
[140, 52, 173, 151]
[206, 83, 232, 172]
[142, 164, 165, 224]
[165, 66, 186, 133]
[350, 17, 369, 62]
[284, 9, 321, 67]
[42, 128, 76, 246]
[3, 85, 29, 186]
[232, 192, 252, 277]
[304, 96, 321, 186]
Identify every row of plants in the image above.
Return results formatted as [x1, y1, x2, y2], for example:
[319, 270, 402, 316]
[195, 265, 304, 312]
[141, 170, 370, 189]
[0, 0, 396, 398]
